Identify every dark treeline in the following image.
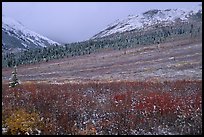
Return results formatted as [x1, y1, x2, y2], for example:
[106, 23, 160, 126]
[2, 21, 202, 68]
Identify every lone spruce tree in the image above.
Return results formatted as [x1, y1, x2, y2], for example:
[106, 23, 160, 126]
[9, 66, 19, 88]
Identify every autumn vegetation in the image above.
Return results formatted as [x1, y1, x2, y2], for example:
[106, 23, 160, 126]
[2, 80, 202, 135]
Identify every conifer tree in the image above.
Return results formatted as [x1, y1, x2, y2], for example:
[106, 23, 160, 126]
[9, 66, 19, 88]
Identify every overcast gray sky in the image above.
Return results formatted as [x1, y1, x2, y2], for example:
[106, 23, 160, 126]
[2, 2, 201, 44]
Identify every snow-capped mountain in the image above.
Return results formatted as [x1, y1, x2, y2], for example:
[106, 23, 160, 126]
[2, 16, 60, 53]
[92, 5, 202, 39]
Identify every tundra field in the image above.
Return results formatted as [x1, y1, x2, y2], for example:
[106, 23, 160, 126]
[2, 39, 202, 135]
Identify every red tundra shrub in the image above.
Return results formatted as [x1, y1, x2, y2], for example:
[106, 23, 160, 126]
[2, 80, 202, 135]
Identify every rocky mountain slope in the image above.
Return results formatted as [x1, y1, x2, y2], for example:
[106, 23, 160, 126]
[2, 16, 60, 53]
[92, 6, 202, 39]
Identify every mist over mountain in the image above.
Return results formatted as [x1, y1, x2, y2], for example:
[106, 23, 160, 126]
[2, 5, 202, 68]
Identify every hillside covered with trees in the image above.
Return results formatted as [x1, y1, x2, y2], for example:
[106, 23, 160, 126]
[2, 20, 202, 68]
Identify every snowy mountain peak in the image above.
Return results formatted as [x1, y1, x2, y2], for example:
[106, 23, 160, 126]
[92, 5, 202, 39]
[2, 16, 60, 52]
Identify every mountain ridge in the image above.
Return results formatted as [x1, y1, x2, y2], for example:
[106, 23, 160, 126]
[92, 6, 202, 39]
[2, 16, 60, 53]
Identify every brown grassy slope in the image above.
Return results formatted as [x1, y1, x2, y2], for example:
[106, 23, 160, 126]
[2, 38, 202, 84]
